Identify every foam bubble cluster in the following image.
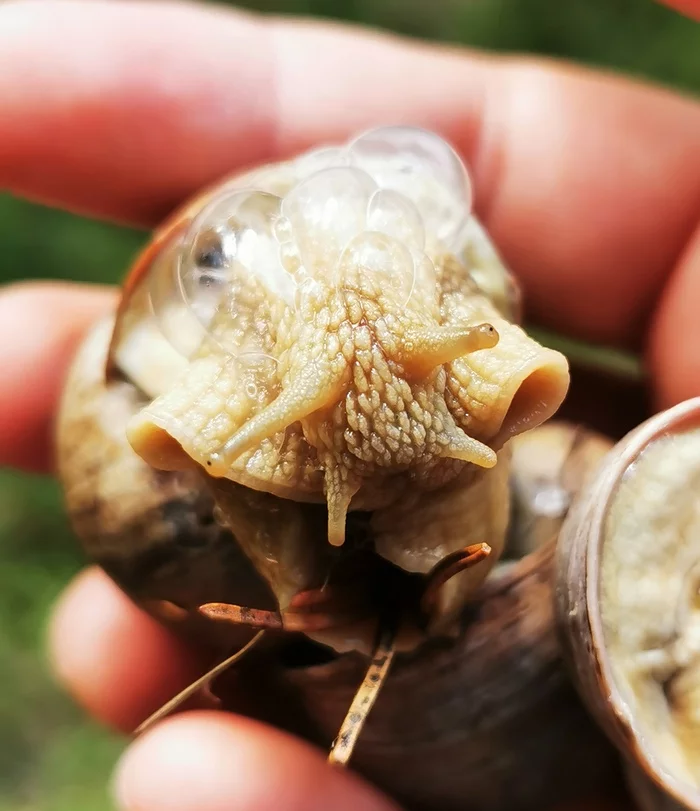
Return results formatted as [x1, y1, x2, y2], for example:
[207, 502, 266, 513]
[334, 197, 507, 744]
[150, 126, 474, 363]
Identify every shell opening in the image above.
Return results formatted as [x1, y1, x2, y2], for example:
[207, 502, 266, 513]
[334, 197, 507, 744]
[594, 418, 700, 801]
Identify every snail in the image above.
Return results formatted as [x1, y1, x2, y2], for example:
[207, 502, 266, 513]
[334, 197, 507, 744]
[56, 126, 637, 810]
[557, 397, 700, 811]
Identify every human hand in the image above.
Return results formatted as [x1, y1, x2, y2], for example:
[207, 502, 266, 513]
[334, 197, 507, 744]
[1, 1, 699, 808]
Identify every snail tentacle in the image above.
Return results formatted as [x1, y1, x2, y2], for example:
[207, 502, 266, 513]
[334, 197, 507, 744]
[198, 603, 285, 630]
[398, 322, 499, 378]
[323, 463, 362, 547]
[421, 542, 492, 620]
[208, 361, 346, 476]
[438, 429, 498, 467]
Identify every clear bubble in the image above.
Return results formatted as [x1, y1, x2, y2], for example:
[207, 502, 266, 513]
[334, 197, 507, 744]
[294, 146, 349, 179]
[273, 215, 293, 245]
[410, 249, 439, 310]
[281, 166, 376, 278]
[278, 240, 301, 275]
[366, 188, 425, 250]
[150, 188, 298, 366]
[338, 231, 416, 306]
[148, 231, 210, 361]
[347, 126, 473, 250]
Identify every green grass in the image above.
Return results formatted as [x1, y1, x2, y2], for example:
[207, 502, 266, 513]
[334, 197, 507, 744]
[0, 471, 123, 811]
[0, 0, 697, 808]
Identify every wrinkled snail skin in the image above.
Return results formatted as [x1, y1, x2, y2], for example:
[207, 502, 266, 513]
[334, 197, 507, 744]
[556, 398, 700, 811]
[55, 127, 624, 810]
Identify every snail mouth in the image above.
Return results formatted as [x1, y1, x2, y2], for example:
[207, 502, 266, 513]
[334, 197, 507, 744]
[440, 310, 570, 452]
[495, 361, 571, 448]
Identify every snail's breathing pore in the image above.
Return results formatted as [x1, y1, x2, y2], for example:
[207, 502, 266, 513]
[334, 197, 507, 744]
[123, 127, 570, 550]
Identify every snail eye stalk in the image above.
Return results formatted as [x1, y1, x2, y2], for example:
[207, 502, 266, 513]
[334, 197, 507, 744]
[421, 542, 492, 620]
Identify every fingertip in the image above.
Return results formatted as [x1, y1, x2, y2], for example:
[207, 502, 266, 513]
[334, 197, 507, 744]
[0, 281, 116, 472]
[48, 566, 205, 733]
[113, 712, 400, 811]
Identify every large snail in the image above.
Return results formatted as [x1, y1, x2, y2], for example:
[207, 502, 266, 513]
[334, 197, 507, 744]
[54, 126, 698, 810]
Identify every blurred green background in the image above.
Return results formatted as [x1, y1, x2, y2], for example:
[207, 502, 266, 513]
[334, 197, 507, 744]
[0, 0, 697, 809]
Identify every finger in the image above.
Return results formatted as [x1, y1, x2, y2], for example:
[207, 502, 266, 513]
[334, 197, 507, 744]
[113, 712, 401, 811]
[0, 0, 272, 225]
[648, 222, 700, 408]
[0, 282, 115, 473]
[48, 566, 207, 733]
[1, 3, 700, 348]
[658, 0, 700, 19]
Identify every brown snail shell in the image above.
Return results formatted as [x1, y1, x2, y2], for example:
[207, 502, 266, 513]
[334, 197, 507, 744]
[557, 397, 700, 811]
[56, 127, 620, 810]
[218, 540, 615, 811]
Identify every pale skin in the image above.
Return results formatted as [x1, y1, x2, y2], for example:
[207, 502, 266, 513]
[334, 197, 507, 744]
[1, 0, 700, 808]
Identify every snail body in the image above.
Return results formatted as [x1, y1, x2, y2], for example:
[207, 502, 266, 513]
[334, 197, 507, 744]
[57, 127, 627, 809]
